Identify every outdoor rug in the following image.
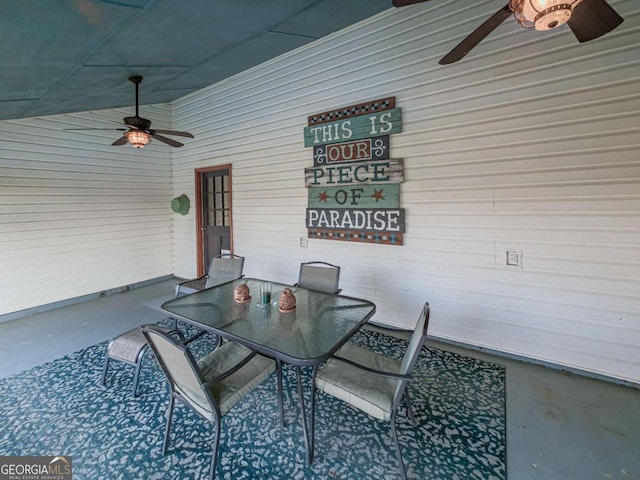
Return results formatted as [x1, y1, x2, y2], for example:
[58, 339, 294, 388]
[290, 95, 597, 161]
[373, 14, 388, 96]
[0, 322, 506, 479]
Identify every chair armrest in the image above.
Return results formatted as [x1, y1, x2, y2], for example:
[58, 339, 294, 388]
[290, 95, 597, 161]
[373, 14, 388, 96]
[363, 323, 413, 340]
[332, 354, 412, 381]
[177, 275, 207, 288]
[293, 283, 341, 294]
[201, 350, 259, 387]
[175, 275, 208, 297]
[183, 330, 210, 345]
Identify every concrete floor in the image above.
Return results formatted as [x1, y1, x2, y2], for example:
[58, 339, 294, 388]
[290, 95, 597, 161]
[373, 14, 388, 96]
[1, 278, 638, 480]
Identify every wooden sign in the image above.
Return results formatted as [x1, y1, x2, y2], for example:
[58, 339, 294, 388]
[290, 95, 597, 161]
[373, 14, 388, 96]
[305, 159, 404, 187]
[308, 184, 400, 209]
[304, 95, 405, 246]
[306, 208, 405, 233]
[303, 108, 402, 147]
[308, 97, 396, 126]
[313, 136, 389, 166]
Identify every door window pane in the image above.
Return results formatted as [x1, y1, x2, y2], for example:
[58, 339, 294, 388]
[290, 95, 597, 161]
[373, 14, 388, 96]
[205, 172, 230, 227]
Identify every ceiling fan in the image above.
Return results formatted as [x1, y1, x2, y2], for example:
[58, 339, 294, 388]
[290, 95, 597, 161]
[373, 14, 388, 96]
[66, 76, 194, 148]
[393, 0, 624, 64]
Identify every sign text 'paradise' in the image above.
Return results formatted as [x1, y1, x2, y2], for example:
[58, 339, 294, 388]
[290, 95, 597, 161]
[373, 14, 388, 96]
[306, 208, 405, 233]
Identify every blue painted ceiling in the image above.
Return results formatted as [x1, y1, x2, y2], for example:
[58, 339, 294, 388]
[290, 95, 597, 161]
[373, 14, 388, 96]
[1, 0, 392, 121]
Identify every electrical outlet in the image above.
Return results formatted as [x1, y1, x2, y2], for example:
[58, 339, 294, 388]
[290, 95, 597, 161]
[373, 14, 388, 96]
[300, 237, 308, 248]
[506, 250, 522, 268]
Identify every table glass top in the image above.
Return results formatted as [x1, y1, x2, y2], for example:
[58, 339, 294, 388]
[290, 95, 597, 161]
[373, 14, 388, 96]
[161, 278, 376, 365]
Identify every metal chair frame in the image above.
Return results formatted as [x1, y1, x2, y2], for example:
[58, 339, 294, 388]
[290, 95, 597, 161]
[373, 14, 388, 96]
[312, 302, 430, 480]
[101, 322, 183, 397]
[141, 324, 275, 480]
[175, 253, 245, 297]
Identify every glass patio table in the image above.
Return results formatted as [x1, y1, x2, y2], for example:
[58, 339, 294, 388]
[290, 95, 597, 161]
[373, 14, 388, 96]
[161, 277, 376, 464]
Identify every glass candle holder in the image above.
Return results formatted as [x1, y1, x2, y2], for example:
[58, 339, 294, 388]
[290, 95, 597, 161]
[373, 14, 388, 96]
[260, 282, 272, 305]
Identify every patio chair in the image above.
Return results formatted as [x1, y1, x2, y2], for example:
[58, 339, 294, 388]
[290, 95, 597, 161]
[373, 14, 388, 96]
[101, 322, 184, 398]
[312, 302, 430, 480]
[175, 254, 245, 297]
[295, 261, 341, 294]
[173, 254, 244, 344]
[140, 324, 276, 480]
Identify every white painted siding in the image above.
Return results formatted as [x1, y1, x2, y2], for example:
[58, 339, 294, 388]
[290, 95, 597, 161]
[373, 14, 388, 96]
[0, 105, 174, 315]
[171, 1, 640, 383]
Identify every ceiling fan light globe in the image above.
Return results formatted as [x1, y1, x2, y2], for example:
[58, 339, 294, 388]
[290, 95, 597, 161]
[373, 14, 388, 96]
[124, 130, 151, 148]
[519, 0, 582, 30]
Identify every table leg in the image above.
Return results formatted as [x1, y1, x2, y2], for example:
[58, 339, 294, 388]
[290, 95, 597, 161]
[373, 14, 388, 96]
[276, 359, 284, 427]
[295, 365, 317, 466]
[310, 366, 318, 462]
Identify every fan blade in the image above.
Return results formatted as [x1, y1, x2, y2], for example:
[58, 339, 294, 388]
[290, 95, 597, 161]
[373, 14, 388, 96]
[150, 133, 184, 148]
[151, 129, 194, 138]
[112, 136, 128, 146]
[568, 0, 623, 43]
[64, 127, 127, 131]
[392, 0, 431, 7]
[439, 4, 512, 65]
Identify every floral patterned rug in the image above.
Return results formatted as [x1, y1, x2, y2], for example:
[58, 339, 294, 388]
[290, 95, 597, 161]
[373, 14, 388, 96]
[0, 323, 506, 479]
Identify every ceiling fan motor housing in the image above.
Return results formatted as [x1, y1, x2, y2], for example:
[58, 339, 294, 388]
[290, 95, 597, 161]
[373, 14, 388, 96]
[523, 0, 582, 30]
[124, 116, 152, 130]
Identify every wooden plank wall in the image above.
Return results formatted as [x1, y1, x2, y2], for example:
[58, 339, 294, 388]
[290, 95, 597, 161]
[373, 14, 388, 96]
[0, 105, 174, 315]
[171, 1, 640, 383]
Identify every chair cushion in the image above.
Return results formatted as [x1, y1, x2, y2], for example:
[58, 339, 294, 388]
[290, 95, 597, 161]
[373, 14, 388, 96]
[315, 342, 402, 421]
[176, 342, 275, 420]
